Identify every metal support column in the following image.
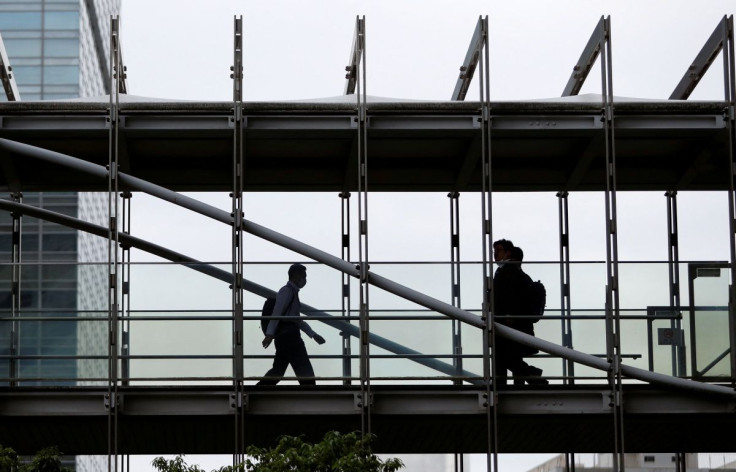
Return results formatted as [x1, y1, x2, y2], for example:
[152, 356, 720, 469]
[665, 191, 685, 376]
[449, 192, 463, 384]
[557, 191, 574, 384]
[467, 15, 498, 472]
[339, 192, 352, 385]
[350, 15, 371, 437]
[722, 15, 736, 386]
[120, 192, 131, 387]
[8, 192, 21, 387]
[449, 191, 463, 472]
[599, 16, 625, 472]
[106, 16, 123, 472]
[230, 15, 246, 465]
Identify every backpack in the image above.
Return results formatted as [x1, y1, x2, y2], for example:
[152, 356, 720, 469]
[526, 280, 546, 322]
[260, 297, 277, 334]
[260, 286, 298, 334]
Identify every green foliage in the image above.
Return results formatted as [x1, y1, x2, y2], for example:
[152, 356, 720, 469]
[0, 444, 19, 472]
[0, 445, 72, 472]
[244, 431, 403, 472]
[151, 432, 402, 472]
[151, 456, 208, 472]
[20, 447, 73, 472]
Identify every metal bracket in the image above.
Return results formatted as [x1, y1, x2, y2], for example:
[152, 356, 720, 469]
[354, 392, 373, 409]
[562, 16, 608, 97]
[0, 31, 20, 101]
[670, 15, 730, 100]
[104, 393, 118, 411]
[452, 17, 486, 101]
[230, 392, 245, 409]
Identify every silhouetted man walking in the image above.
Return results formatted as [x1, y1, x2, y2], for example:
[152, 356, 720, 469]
[258, 264, 325, 385]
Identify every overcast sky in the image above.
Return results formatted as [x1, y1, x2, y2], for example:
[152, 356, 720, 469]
[117, 1, 735, 471]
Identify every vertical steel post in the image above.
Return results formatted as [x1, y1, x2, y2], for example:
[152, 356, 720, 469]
[474, 15, 498, 472]
[448, 192, 462, 383]
[599, 16, 625, 472]
[449, 191, 463, 472]
[339, 192, 353, 385]
[230, 15, 246, 466]
[120, 192, 131, 387]
[353, 15, 371, 437]
[721, 15, 736, 386]
[106, 16, 122, 472]
[557, 191, 574, 383]
[665, 191, 684, 376]
[9, 192, 21, 387]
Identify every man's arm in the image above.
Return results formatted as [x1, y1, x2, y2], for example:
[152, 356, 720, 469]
[262, 285, 293, 348]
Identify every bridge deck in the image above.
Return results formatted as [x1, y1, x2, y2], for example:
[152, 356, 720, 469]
[0, 96, 730, 193]
[2, 385, 734, 454]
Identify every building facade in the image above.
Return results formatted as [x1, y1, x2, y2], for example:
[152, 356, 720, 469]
[0, 1, 119, 469]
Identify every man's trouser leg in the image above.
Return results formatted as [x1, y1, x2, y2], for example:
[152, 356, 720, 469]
[289, 335, 316, 385]
[257, 334, 292, 386]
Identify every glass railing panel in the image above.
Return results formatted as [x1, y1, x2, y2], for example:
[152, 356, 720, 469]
[124, 312, 232, 384]
[369, 315, 459, 384]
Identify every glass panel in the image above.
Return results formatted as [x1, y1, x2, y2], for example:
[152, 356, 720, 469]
[43, 65, 79, 85]
[3, 38, 42, 57]
[43, 11, 78, 30]
[42, 233, 77, 252]
[691, 265, 730, 378]
[43, 38, 78, 57]
[13, 66, 42, 85]
[0, 12, 42, 30]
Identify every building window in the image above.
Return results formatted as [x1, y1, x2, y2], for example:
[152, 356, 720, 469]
[0, 12, 42, 30]
[44, 38, 79, 57]
[3, 38, 42, 57]
[644, 456, 655, 463]
[13, 66, 42, 85]
[43, 65, 79, 85]
[44, 11, 79, 30]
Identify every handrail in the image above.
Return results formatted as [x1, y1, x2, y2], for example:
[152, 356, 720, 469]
[0, 197, 484, 385]
[1, 138, 735, 397]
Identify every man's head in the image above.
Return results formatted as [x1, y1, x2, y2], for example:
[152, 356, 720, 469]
[510, 246, 524, 262]
[288, 263, 307, 288]
[493, 239, 514, 261]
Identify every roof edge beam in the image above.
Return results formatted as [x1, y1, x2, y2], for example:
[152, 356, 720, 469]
[0, 32, 20, 101]
[670, 15, 729, 100]
[343, 16, 365, 95]
[451, 16, 485, 101]
[562, 16, 607, 97]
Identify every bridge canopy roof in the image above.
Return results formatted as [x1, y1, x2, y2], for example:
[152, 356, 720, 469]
[0, 94, 730, 193]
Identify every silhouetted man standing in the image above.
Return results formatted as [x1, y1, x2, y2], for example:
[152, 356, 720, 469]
[258, 263, 325, 385]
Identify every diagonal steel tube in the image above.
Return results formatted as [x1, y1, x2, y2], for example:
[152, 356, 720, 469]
[1, 137, 734, 397]
[0, 197, 484, 384]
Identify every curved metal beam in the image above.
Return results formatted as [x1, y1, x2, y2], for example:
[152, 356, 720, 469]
[0, 198, 483, 385]
[1, 137, 734, 397]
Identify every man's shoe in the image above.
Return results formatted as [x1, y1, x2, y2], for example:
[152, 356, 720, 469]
[525, 366, 549, 385]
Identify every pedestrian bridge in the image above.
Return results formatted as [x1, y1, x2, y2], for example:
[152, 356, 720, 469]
[2, 10, 736, 459]
[1, 93, 736, 459]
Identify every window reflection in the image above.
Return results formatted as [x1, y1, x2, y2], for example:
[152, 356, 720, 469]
[0, 12, 42, 30]
[3, 38, 42, 57]
[43, 65, 78, 84]
[44, 39, 78, 57]
[44, 11, 79, 30]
